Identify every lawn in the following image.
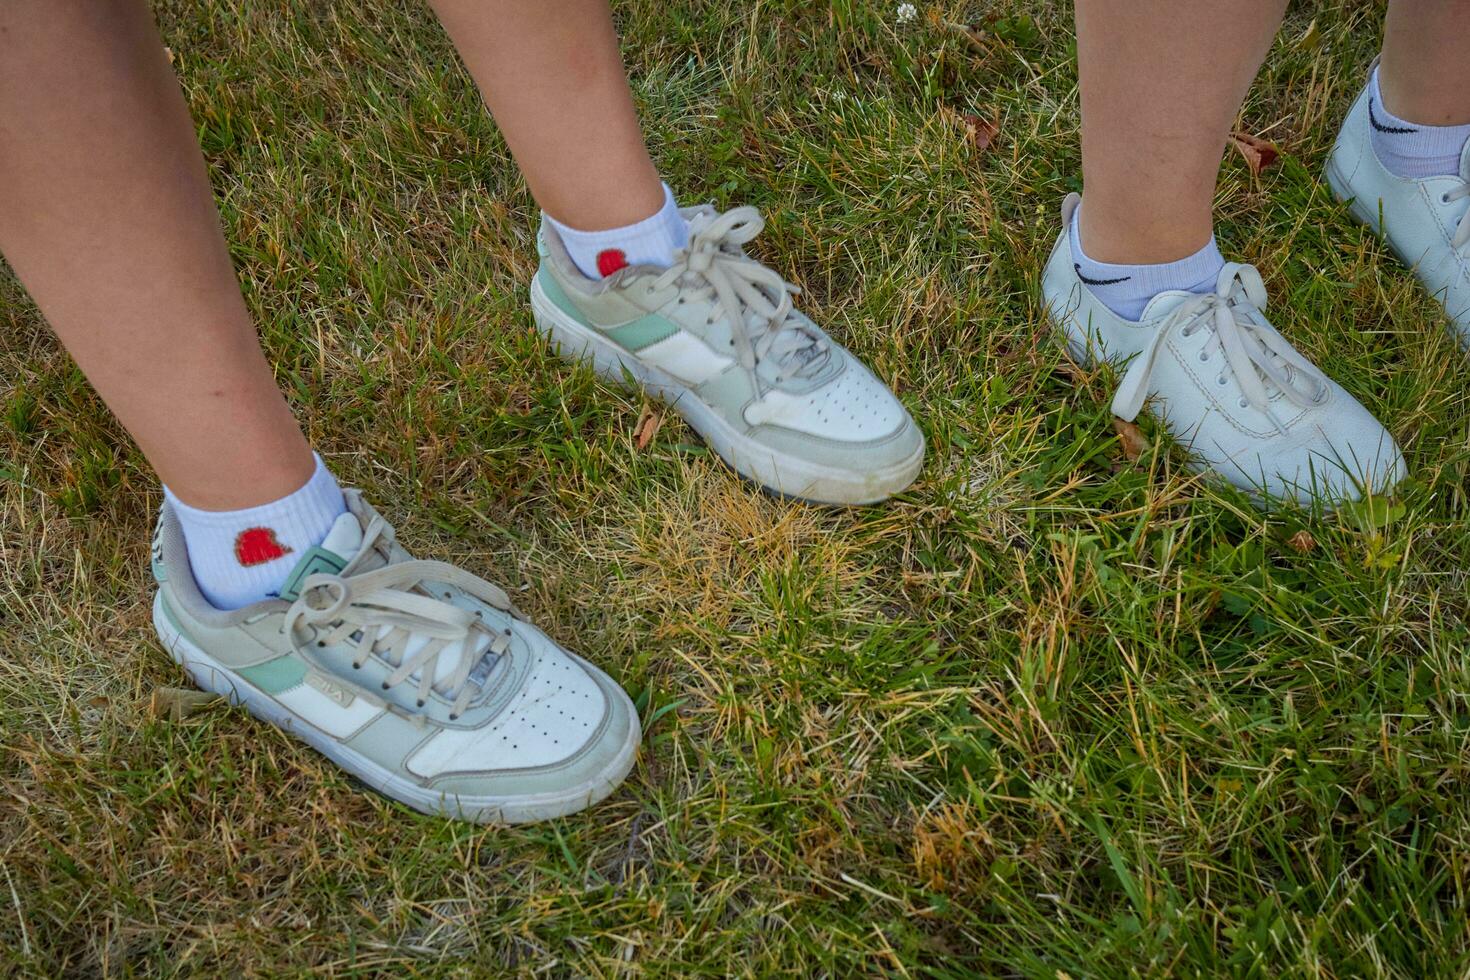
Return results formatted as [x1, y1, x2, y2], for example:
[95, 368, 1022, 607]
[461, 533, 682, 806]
[3, 0, 1469, 975]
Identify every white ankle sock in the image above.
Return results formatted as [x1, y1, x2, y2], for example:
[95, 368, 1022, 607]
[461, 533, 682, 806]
[1070, 206, 1225, 320]
[1369, 68, 1470, 179]
[545, 183, 689, 279]
[165, 453, 346, 610]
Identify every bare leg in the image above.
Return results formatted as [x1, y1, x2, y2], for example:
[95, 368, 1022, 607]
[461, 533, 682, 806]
[1074, 0, 1288, 263]
[427, 0, 665, 230]
[0, 1, 313, 510]
[1379, 1, 1470, 126]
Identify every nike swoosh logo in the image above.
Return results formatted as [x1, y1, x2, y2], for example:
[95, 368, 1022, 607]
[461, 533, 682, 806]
[1075, 263, 1131, 286]
[1369, 98, 1417, 135]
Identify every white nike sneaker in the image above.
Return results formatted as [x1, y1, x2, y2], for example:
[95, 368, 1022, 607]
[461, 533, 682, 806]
[151, 491, 640, 824]
[1327, 68, 1470, 347]
[531, 204, 925, 505]
[1042, 194, 1406, 505]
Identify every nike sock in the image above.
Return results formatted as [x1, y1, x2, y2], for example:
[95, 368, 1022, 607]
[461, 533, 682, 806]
[544, 183, 689, 279]
[1070, 206, 1225, 321]
[165, 453, 346, 610]
[1369, 67, 1470, 179]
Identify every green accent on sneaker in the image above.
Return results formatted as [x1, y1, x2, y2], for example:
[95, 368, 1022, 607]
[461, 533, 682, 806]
[536, 267, 582, 319]
[237, 654, 308, 694]
[604, 315, 679, 351]
[278, 546, 348, 602]
[537, 266, 679, 352]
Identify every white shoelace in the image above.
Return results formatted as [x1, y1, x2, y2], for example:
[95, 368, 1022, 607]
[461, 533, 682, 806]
[283, 516, 519, 719]
[647, 206, 832, 386]
[1112, 263, 1329, 435]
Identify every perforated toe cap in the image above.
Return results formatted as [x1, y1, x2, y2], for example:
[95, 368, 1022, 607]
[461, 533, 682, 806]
[745, 360, 909, 443]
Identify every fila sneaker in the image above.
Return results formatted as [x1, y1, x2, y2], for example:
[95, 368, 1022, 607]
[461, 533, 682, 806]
[151, 490, 640, 824]
[1042, 193, 1405, 505]
[1327, 70, 1470, 348]
[531, 204, 925, 505]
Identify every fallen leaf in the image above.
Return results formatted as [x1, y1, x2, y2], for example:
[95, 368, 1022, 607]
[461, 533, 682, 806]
[1287, 530, 1317, 554]
[149, 686, 221, 721]
[633, 405, 662, 451]
[963, 113, 1000, 153]
[1294, 18, 1322, 52]
[1230, 132, 1280, 177]
[1112, 417, 1148, 462]
[942, 107, 1001, 155]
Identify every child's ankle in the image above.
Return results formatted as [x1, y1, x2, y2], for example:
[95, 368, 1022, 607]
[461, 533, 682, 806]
[165, 453, 345, 610]
[1071, 205, 1224, 320]
[544, 183, 688, 278]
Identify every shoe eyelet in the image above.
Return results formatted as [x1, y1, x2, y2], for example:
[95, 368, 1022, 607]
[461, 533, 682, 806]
[416, 700, 425, 707]
[1199, 352, 1209, 362]
[381, 682, 390, 690]
[448, 713, 459, 721]
[1217, 376, 1227, 386]
[316, 640, 325, 647]
[1442, 193, 1452, 204]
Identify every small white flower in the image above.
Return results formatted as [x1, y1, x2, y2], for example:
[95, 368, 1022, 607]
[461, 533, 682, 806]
[896, 3, 918, 25]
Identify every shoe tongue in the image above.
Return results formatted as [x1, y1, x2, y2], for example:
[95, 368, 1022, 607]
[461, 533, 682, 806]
[281, 509, 488, 696]
[1139, 290, 1198, 320]
[320, 510, 363, 559]
[1459, 137, 1470, 183]
[276, 511, 364, 602]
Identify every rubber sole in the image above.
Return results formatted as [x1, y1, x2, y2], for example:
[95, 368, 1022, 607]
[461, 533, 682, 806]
[531, 277, 924, 506]
[152, 592, 641, 825]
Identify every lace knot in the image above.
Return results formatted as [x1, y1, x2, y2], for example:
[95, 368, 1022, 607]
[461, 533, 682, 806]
[280, 516, 519, 716]
[656, 205, 831, 387]
[1111, 263, 1328, 433]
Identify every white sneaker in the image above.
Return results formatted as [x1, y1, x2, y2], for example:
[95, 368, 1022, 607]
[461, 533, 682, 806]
[532, 204, 925, 505]
[151, 491, 640, 824]
[1042, 194, 1406, 505]
[1327, 67, 1470, 348]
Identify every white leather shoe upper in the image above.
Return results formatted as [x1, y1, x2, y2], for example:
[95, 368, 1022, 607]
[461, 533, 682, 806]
[1042, 194, 1406, 504]
[1327, 76, 1470, 347]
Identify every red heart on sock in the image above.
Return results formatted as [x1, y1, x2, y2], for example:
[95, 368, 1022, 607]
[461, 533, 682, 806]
[235, 527, 293, 567]
[596, 248, 629, 277]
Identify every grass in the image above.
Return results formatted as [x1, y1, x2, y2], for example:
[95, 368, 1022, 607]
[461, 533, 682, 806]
[3, 0, 1469, 974]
